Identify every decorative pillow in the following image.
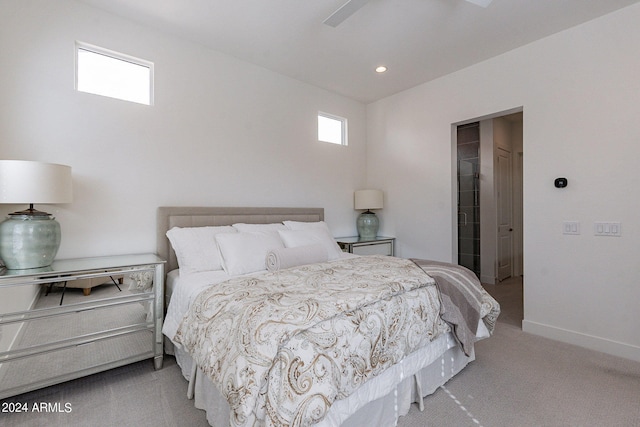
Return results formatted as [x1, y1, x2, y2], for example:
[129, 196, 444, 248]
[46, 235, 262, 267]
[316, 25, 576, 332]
[232, 223, 287, 232]
[166, 226, 236, 275]
[278, 228, 344, 261]
[265, 244, 328, 272]
[215, 231, 284, 275]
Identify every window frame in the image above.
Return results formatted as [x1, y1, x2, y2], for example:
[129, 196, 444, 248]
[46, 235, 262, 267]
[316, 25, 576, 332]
[75, 41, 154, 106]
[318, 112, 348, 146]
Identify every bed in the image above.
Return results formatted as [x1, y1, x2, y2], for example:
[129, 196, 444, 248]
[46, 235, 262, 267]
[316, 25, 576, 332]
[157, 206, 499, 427]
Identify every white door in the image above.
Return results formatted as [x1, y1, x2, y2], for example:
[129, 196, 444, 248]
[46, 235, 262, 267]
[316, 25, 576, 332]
[496, 147, 513, 281]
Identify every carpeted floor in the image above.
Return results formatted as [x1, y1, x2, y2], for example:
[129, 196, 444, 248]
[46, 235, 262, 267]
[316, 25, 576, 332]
[481, 275, 523, 328]
[2, 276, 639, 427]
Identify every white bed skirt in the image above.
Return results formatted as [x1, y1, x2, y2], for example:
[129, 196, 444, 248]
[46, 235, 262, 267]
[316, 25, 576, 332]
[174, 331, 473, 427]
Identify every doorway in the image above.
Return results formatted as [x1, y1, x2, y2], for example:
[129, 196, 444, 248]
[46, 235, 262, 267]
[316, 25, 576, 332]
[455, 111, 523, 284]
[455, 110, 524, 327]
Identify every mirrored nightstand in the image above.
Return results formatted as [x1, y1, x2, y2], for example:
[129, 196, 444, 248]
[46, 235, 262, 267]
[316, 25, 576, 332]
[336, 236, 395, 256]
[0, 253, 165, 399]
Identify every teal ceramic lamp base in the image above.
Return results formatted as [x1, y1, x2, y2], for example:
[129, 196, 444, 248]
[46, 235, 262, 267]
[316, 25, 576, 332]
[357, 211, 379, 240]
[0, 209, 61, 270]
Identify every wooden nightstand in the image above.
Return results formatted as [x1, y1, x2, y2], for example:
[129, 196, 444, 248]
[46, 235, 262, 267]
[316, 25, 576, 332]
[336, 236, 395, 256]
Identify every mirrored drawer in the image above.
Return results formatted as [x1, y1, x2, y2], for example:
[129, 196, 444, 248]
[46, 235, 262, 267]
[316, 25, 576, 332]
[1, 297, 153, 354]
[0, 329, 154, 399]
[352, 242, 393, 256]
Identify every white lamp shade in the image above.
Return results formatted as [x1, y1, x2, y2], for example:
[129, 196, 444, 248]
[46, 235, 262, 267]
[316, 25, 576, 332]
[0, 160, 72, 204]
[354, 189, 383, 210]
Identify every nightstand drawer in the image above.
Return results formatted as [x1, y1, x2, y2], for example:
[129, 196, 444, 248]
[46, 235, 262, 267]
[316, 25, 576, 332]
[0, 329, 154, 399]
[352, 242, 393, 256]
[3, 295, 154, 353]
[337, 236, 395, 256]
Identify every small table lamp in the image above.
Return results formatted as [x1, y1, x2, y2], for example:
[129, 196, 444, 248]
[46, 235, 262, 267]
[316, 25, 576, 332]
[0, 160, 73, 270]
[354, 189, 383, 239]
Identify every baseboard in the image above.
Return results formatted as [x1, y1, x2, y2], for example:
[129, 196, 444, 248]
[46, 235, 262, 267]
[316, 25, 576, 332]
[522, 320, 640, 362]
[480, 274, 495, 285]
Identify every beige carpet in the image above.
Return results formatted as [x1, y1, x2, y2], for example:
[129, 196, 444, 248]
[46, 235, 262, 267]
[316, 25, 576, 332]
[2, 276, 639, 427]
[482, 275, 524, 328]
[400, 322, 640, 426]
[400, 276, 640, 426]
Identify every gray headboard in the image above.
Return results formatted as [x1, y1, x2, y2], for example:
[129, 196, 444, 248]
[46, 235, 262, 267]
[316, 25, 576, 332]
[156, 206, 324, 273]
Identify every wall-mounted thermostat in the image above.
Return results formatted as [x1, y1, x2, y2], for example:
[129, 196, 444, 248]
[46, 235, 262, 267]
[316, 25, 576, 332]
[554, 177, 568, 188]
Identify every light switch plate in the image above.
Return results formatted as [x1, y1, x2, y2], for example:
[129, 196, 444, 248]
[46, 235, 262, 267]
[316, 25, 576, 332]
[594, 222, 621, 237]
[562, 221, 580, 235]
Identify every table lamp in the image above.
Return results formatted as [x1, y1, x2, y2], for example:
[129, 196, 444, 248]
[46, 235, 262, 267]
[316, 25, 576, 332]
[354, 189, 383, 239]
[0, 160, 73, 270]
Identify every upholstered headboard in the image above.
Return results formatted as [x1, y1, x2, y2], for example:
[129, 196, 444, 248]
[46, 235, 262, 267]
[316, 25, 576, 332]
[156, 206, 324, 273]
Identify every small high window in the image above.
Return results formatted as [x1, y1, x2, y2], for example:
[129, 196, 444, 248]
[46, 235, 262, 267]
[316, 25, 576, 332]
[318, 112, 347, 145]
[75, 42, 153, 105]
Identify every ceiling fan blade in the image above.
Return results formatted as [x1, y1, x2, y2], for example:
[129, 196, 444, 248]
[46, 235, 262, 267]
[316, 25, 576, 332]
[323, 0, 371, 27]
[465, 0, 493, 7]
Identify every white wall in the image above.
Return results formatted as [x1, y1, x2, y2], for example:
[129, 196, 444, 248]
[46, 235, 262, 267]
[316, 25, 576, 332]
[0, 0, 367, 259]
[367, 4, 640, 361]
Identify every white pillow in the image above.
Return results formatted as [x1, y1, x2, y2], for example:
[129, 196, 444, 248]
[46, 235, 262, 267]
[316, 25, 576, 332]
[283, 220, 328, 230]
[278, 228, 344, 261]
[166, 226, 236, 275]
[215, 231, 285, 275]
[232, 223, 287, 232]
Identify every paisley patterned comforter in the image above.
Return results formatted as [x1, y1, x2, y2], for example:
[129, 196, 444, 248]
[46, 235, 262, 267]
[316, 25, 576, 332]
[174, 256, 480, 427]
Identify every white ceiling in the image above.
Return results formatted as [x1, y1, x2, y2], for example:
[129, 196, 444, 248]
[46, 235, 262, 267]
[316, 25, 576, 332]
[77, 0, 640, 103]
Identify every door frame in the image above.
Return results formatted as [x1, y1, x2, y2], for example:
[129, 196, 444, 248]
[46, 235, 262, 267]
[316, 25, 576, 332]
[451, 106, 523, 279]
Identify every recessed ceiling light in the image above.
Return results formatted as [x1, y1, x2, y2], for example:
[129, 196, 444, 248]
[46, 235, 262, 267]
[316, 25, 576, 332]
[375, 66, 387, 73]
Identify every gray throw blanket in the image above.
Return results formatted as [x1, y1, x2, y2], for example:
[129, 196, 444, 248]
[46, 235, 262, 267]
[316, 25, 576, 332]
[411, 259, 500, 356]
